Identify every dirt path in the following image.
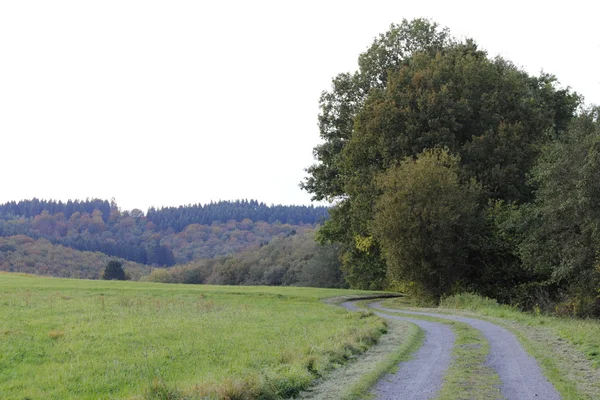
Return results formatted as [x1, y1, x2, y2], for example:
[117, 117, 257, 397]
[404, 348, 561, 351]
[341, 301, 454, 400]
[368, 301, 561, 400]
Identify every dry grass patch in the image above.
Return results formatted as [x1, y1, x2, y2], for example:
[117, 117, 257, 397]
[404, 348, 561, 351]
[47, 330, 65, 340]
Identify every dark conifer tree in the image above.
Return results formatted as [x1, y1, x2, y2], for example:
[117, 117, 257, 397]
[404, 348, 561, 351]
[102, 260, 126, 280]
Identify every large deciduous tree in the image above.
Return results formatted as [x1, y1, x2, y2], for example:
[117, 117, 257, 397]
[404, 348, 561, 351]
[372, 149, 484, 299]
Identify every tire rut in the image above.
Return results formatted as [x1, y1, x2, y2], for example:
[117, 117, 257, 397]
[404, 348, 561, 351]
[341, 301, 454, 400]
[369, 302, 561, 400]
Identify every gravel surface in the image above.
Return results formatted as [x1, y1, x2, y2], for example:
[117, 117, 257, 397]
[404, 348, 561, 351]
[369, 302, 562, 400]
[341, 301, 454, 400]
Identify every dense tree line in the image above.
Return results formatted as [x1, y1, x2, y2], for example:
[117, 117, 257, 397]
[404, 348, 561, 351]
[0, 198, 112, 221]
[146, 200, 329, 232]
[0, 199, 329, 229]
[304, 19, 598, 316]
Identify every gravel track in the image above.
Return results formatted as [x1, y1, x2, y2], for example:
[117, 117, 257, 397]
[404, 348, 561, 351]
[341, 301, 454, 400]
[369, 302, 561, 400]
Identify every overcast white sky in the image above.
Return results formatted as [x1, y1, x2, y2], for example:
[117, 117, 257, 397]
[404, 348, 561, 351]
[1, 0, 598, 211]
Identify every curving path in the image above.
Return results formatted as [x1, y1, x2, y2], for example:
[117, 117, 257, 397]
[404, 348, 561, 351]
[364, 301, 561, 400]
[341, 301, 454, 400]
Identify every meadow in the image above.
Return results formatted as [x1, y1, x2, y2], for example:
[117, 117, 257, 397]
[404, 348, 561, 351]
[0, 274, 386, 399]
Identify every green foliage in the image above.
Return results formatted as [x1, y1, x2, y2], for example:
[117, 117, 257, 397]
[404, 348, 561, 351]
[303, 19, 456, 289]
[518, 109, 600, 315]
[302, 18, 579, 300]
[102, 260, 126, 280]
[315, 201, 388, 290]
[0, 208, 322, 281]
[345, 44, 566, 201]
[463, 201, 543, 305]
[302, 18, 452, 202]
[340, 247, 388, 290]
[294, 242, 345, 288]
[372, 149, 484, 299]
[146, 199, 328, 230]
[0, 274, 385, 399]
[147, 259, 215, 285]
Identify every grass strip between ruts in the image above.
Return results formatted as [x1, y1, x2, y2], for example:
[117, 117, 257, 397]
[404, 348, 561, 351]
[355, 300, 503, 400]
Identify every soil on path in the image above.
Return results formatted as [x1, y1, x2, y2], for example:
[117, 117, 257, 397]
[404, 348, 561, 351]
[368, 301, 562, 400]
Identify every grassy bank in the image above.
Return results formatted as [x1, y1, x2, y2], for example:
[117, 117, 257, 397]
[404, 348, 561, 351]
[382, 294, 600, 399]
[0, 274, 386, 399]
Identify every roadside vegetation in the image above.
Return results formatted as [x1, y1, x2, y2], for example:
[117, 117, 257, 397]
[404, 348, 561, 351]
[0, 274, 386, 399]
[3, 17, 600, 398]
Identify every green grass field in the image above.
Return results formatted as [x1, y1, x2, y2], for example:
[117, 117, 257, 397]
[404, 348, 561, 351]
[0, 274, 386, 399]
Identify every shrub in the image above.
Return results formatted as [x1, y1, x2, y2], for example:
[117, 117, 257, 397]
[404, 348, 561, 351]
[102, 260, 126, 280]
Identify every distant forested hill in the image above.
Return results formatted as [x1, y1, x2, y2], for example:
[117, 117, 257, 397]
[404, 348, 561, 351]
[0, 199, 328, 267]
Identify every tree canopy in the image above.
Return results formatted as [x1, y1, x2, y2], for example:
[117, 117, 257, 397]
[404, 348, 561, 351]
[516, 108, 600, 314]
[373, 149, 484, 299]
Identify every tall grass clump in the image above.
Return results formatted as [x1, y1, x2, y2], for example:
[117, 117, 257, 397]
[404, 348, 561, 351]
[440, 293, 510, 312]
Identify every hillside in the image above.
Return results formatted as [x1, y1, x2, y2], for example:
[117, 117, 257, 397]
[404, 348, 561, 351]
[147, 229, 346, 288]
[0, 199, 328, 267]
[0, 235, 149, 279]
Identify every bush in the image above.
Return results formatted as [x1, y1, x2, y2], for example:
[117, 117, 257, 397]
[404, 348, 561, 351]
[102, 260, 126, 280]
